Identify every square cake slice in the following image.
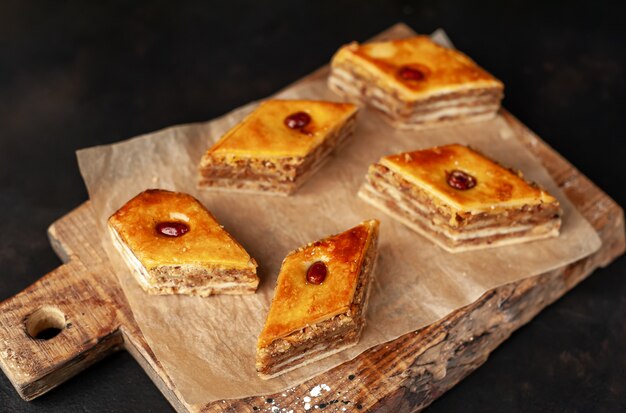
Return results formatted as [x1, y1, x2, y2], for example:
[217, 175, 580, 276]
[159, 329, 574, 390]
[329, 36, 504, 129]
[256, 219, 379, 379]
[107, 189, 259, 296]
[359, 144, 561, 252]
[198, 99, 359, 195]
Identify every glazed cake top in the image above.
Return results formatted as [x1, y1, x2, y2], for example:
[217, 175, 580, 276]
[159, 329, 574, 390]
[331, 35, 503, 101]
[379, 144, 558, 213]
[204, 99, 358, 160]
[108, 189, 257, 271]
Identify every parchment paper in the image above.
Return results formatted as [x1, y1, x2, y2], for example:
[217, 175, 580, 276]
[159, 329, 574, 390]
[77, 31, 601, 404]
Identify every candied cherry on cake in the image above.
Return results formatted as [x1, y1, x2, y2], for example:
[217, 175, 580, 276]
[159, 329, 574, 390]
[156, 221, 190, 237]
[284, 112, 311, 130]
[447, 170, 477, 190]
[397, 65, 426, 81]
[306, 261, 328, 284]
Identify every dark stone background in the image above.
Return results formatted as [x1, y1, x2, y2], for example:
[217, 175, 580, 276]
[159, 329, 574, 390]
[1, 1, 624, 412]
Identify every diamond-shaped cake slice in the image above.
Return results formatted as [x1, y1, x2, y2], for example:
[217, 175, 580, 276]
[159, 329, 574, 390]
[329, 36, 504, 129]
[198, 99, 359, 195]
[107, 189, 258, 296]
[359, 144, 561, 252]
[256, 219, 379, 379]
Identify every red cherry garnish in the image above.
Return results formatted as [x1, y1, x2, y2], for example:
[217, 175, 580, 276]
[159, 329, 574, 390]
[284, 112, 311, 130]
[447, 170, 477, 190]
[306, 261, 327, 285]
[397, 66, 426, 81]
[156, 221, 190, 237]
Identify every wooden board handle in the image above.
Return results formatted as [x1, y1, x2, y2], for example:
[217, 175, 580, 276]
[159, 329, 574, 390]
[0, 261, 124, 400]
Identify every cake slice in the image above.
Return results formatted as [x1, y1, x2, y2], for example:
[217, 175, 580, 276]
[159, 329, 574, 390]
[256, 219, 380, 379]
[359, 144, 561, 252]
[107, 189, 259, 296]
[198, 99, 359, 195]
[329, 35, 504, 129]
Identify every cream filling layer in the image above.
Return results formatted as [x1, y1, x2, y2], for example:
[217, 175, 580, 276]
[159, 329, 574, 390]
[108, 225, 153, 288]
[109, 225, 254, 291]
[331, 67, 498, 109]
[361, 182, 553, 241]
[154, 279, 252, 289]
[359, 185, 559, 253]
[329, 72, 499, 125]
[258, 340, 360, 380]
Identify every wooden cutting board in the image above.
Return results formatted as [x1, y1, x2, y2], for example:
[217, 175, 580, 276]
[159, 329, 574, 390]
[0, 24, 624, 413]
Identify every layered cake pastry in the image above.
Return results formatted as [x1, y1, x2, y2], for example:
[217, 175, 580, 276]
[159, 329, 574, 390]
[256, 219, 380, 379]
[107, 189, 259, 296]
[329, 36, 504, 129]
[198, 99, 359, 195]
[359, 144, 561, 252]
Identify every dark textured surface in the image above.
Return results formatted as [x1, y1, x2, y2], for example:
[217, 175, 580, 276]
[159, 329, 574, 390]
[1, 1, 624, 412]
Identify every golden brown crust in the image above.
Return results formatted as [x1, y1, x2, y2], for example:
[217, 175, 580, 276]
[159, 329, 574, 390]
[107, 189, 257, 271]
[201, 99, 358, 160]
[198, 111, 358, 195]
[257, 220, 379, 348]
[379, 144, 558, 213]
[330, 36, 503, 101]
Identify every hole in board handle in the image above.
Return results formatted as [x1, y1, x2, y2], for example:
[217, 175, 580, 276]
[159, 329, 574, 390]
[25, 307, 66, 340]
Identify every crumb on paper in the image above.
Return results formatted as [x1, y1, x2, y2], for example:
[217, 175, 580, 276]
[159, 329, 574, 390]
[499, 127, 514, 140]
[310, 383, 331, 397]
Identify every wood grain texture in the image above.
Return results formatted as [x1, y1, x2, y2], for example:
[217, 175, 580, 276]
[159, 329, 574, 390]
[0, 23, 623, 412]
